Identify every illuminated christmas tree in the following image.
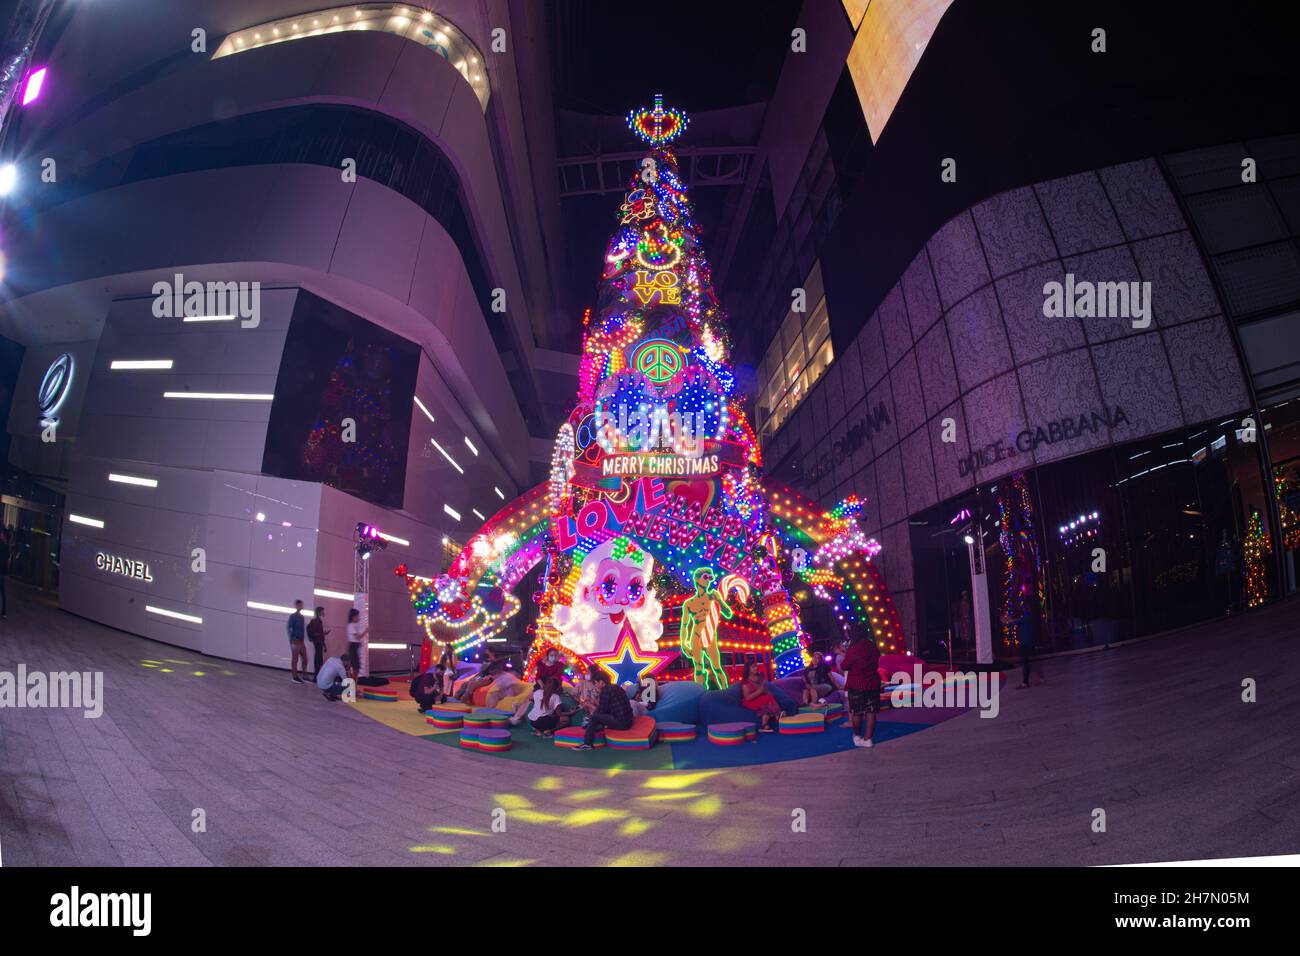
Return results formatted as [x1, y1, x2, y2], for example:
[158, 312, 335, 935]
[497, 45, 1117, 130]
[406, 97, 907, 685]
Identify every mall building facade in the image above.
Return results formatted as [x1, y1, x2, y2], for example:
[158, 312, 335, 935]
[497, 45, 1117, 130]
[0, 2, 575, 669]
[725, 0, 1300, 660]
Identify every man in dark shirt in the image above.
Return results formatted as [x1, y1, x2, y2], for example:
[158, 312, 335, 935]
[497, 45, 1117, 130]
[841, 630, 882, 749]
[575, 666, 633, 751]
[0, 529, 9, 620]
[286, 600, 308, 683]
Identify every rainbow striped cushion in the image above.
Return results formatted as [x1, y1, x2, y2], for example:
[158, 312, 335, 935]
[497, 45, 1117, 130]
[459, 728, 480, 749]
[465, 708, 511, 729]
[605, 715, 657, 750]
[657, 721, 697, 742]
[707, 722, 753, 745]
[779, 711, 824, 734]
[362, 687, 399, 702]
[554, 726, 604, 749]
[425, 712, 463, 730]
[475, 729, 513, 753]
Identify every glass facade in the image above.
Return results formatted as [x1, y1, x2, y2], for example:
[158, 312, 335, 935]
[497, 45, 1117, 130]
[910, 412, 1267, 662]
[756, 268, 834, 439]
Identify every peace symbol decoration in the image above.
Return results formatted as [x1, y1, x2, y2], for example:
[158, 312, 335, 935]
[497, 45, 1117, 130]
[631, 338, 684, 385]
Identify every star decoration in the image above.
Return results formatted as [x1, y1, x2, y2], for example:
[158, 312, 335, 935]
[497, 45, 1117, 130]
[585, 618, 674, 689]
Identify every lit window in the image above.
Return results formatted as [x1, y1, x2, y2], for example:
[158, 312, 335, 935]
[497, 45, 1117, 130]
[212, 4, 489, 111]
[757, 263, 836, 439]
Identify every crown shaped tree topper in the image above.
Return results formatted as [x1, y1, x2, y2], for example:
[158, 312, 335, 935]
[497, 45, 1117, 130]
[626, 93, 689, 146]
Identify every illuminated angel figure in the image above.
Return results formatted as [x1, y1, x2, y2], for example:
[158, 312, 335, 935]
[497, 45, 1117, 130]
[679, 567, 735, 689]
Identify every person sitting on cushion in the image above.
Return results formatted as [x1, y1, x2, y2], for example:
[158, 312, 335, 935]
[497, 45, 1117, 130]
[573, 666, 633, 751]
[510, 677, 564, 737]
[739, 661, 782, 732]
[801, 652, 835, 706]
[455, 648, 503, 702]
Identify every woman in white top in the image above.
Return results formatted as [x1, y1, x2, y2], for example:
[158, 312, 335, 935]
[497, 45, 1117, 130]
[345, 608, 367, 677]
[510, 677, 563, 737]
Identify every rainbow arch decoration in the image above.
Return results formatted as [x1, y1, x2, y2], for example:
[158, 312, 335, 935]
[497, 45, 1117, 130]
[407, 478, 908, 673]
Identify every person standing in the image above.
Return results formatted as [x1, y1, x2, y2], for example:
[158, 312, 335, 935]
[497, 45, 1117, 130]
[842, 630, 882, 749]
[306, 606, 329, 678]
[1016, 588, 1041, 689]
[535, 648, 566, 686]
[345, 608, 366, 679]
[287, 600, 308, 683]
[574, 666, 633, 751]
[0, 528, 10, 620]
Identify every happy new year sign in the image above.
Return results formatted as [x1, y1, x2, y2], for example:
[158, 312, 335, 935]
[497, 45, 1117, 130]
[552, 477, 771, 584]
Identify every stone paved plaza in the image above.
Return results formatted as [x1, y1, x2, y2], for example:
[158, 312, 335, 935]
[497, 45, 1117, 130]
[2, 586, 1297, 867]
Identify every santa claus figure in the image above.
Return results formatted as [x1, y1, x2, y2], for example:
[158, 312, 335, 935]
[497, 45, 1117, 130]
[550, 536, 663, 656]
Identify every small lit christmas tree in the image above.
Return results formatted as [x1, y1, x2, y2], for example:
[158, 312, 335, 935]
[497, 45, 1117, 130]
[1243, 509, 1270, 608]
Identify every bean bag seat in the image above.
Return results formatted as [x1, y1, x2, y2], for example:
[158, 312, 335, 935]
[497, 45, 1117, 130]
[779, 711, 824, 735]
[769, 682, 799, 715]
[475, 729, 513, 753]
[425, 710, 464, 730]
[771, 675, 806, 699]
[656, 721, 697, 742]
[494, 682, 534, 713]
[707, 722, 754, 745]
[698, 686, 756, 727]
[605, 715, 657, 750]
[650, 680, 706, 724]
[459, 728, 480, 749]
[554, 726, 604, 749]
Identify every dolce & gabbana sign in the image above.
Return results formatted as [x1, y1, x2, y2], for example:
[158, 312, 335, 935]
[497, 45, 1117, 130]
[957, 405, 1129, 478]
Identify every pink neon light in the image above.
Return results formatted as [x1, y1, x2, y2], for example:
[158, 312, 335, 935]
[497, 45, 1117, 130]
[22, 67, 47, 106]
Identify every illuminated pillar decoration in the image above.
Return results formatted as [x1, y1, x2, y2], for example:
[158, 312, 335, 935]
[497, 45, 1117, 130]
[1244, 509, 1270, 609]
[404, 98, 907, 683]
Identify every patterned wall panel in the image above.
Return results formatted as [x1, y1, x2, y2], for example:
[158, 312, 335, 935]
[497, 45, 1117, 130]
[1098, 158, 1186, 240]
[994, 259, 1084, 364]
[970, 186, 1058, 279]
[900, 246, 943, 339]
[1034, 171, 1125, 255]
[926, 210, 991, 310]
